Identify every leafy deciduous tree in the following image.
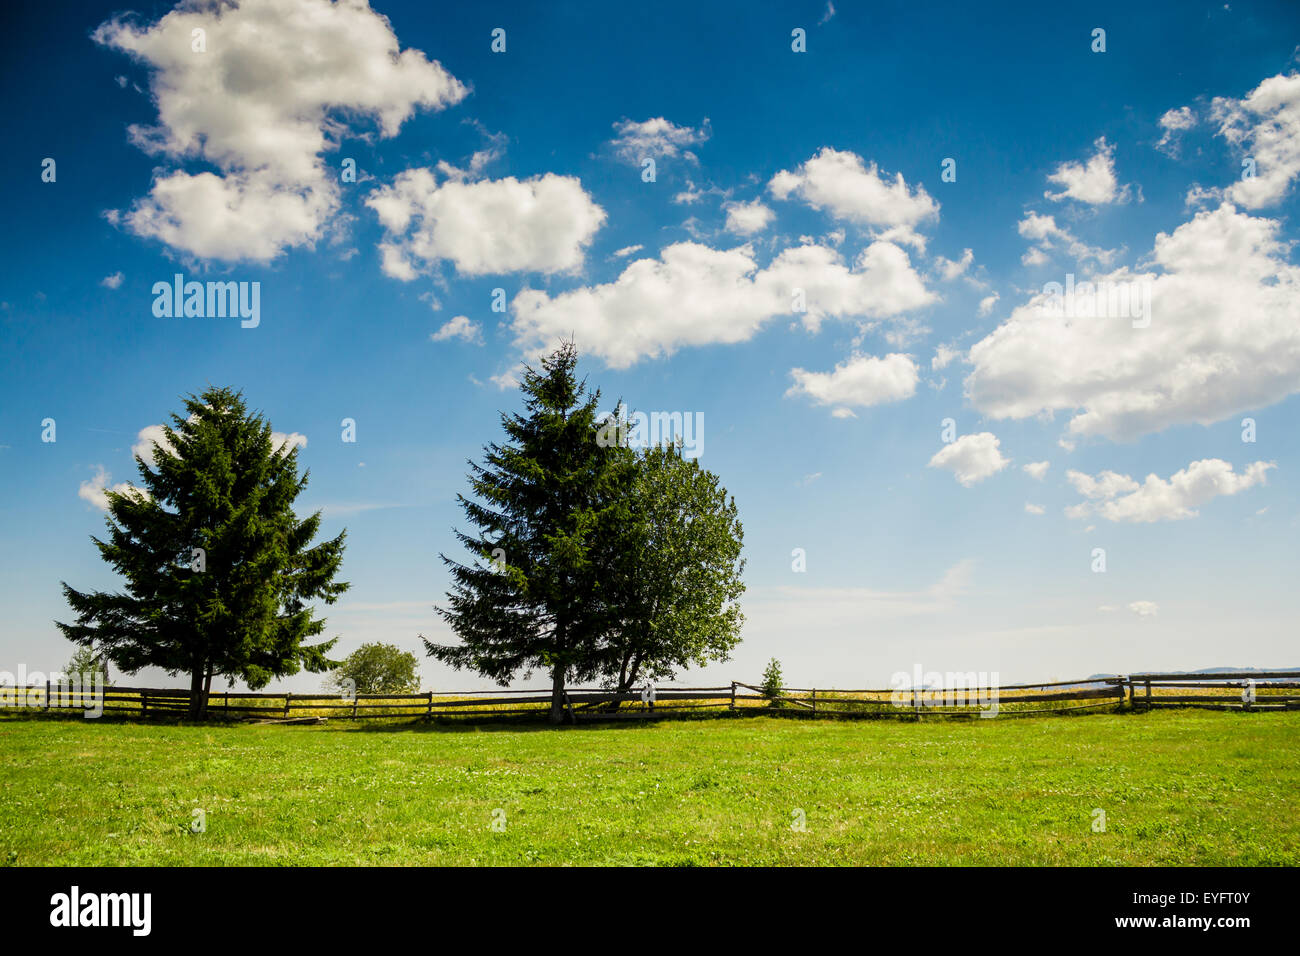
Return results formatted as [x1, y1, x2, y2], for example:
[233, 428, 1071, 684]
[324, 642, 421, 695]
[598, 441, 745, 706]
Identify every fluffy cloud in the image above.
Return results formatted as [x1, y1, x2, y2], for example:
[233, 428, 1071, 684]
[506, 238, 933, 369]
[1156, 106, 1196, 155]
[368, 168, 606, 277]
[132, 424, 175, 465]
[431, 315, 481, 343]
[1024, 502, 1045, 515]
[100, 272, 124, 289]
[1129, 601, 1159, 617]
[1211, 72, 1300, 208]
[762, 240, 935, 333]
[1065, 459, 1274, 522]
[927, 432, 1010, 487]
[1044, 137, 1129, 204]
[272, 431, 308, 455]
[95, 0, 466, 263]
[786, 353, 919, 413]
[609, 117, 710, 163]
[931, 344, 960, 370]
[934, 248, 973, 281]
[769, 147, 939, 249]
[723, 199, 775, 236]
[1018, 212, 1063, 242]
[1022, 460, 1050, 480]
[977, 293, 999, 316]
[967, 203, 1300, 441]
[78, 466, 147, 510]
[1017, 212, 1118, 266]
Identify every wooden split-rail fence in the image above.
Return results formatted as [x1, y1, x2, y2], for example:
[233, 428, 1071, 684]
[4, 671, 1297, 722]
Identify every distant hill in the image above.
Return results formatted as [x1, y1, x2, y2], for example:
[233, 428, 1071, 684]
[1086, 667, 1299, 682]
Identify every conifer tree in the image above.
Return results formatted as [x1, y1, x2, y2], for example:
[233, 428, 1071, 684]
[425, 342, 629, 722]
[57, 387, 348, 718]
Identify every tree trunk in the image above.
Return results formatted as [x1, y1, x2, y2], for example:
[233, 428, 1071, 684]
[549, 663, 567, 724]
[188, 665, 206, 719]
[608, 653, 642, 713]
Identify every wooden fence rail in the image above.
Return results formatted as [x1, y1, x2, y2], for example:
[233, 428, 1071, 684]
[1123, 672, 1300, 712]
[4, 672, 1298, 722]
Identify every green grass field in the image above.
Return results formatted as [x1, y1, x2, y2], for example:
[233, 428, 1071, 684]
[1, 709, 1295, 866]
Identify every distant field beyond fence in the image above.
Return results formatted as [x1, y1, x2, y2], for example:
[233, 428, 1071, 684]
[6, 671, 1299, 723]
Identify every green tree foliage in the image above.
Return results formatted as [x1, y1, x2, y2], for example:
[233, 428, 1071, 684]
[427, 342, 747, 723]
[599, 442, 745, 705]
[57, 387, 348, 718]
[64, 645, 109, 684]
[324, 642, 421, 695]
[762, 658, 784, 705]
[424, 342, 628, 722]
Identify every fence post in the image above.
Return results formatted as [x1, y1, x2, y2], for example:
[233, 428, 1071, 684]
[730, 681, 736, 710]
[427, 691, 433, 719]
[44, 679, 51, 711]
[1144, 679, 1151, 711]
[142, 690, 148, 716]
[811, 688, 816, 715]
[224, 691, 229, 717]
[352, 695, 359, 719]
[284, 693, 292, 718]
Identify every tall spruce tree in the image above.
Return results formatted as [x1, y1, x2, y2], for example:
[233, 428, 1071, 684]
[57, 387, 348, 718]
[425, 342, 629, 722]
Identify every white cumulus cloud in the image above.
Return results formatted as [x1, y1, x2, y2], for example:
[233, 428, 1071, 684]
[928, 432, 1010, 487]
[95, 0, 466, 262]
[431, 315, 481, 343]
[723, 199, 775, 236]
[368, 168, 606, 277]
[1065, 459, 1274, 522]
[1156, 106, 1196, 155]
[768, 147, 939, 250]
[786, 353, 919, 412]
[967, 203, 1300, 441]
[609, 116, 710, 163]
[505, 238, 933, 371]
[78, 466, 147, 510]
[1212, 72, 1300, 208]
[1045, 137, 1130, 205]
[934, 248, 973, 281]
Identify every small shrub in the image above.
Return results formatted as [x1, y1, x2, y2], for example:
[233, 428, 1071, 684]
[761, 658, 784, 707]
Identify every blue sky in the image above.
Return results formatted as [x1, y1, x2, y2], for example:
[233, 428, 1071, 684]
[2, 0, 1299, 692]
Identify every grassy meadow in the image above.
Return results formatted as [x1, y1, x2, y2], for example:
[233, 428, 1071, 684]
[0, 709, 1296, 866]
